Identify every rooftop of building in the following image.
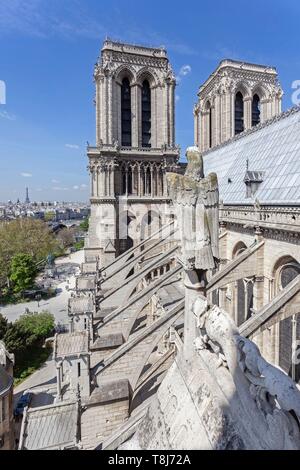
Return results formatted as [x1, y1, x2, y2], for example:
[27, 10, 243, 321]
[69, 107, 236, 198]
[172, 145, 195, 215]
[19, 401, 79, 450]
[54, 331, 89, 358]
[199, 58, 278, 94]
[69, 295, 94, 314]
[203, 105, 300, 205]
[101, 38, 168, 58]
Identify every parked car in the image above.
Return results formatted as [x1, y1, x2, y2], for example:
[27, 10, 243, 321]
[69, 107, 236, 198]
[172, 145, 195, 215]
[14, 392, 33, 418]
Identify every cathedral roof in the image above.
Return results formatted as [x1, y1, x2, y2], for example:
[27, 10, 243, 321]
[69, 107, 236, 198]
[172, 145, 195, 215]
[19, 401, 79, 450]
[54, 331, 89, 358]
[203, 105, 300, 205]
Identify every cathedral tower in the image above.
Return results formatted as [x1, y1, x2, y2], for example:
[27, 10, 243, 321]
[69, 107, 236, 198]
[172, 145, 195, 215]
[86, 40, 180, 264]
[194, 59, 283, 153]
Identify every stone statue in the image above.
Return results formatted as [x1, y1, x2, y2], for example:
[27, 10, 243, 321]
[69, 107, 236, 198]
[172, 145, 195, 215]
[193, 298, 300, 449]
[166, 146, 219, 360]
[167, 146, 219, 272]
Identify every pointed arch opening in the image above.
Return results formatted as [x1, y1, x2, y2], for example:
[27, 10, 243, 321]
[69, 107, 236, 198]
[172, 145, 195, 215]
[235, 91, 244, 135]
[142, 80, 151, 148]
[121, 78, 132, 147]
[205, 100, 212, 149]
[252, 94, 261, 127]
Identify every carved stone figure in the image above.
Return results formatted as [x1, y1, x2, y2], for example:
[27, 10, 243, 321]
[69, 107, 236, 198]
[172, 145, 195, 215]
[193, 298, 300, 449]
[167, 146, 219, 272]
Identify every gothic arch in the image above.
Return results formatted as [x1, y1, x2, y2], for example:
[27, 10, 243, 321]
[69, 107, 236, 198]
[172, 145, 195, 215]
[118, 210, 137, 255]
[141, 210, 162, 239]
[272, 255, 300, 383]
[232, 241, 247, 259]
[272, 255, 300, 293]
[136, 68, 157, 88]
[233, 82, 251, 100]
[251, 83, 268, 101]
[115, 65, 135, 85]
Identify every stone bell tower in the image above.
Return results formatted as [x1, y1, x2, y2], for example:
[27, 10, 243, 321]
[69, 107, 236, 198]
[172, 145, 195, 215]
[86, 40, 180, 265]
[194, 59, 283, 153]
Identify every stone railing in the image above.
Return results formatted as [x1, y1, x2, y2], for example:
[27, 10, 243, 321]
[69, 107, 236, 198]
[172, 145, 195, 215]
[220, 205, 300, 231]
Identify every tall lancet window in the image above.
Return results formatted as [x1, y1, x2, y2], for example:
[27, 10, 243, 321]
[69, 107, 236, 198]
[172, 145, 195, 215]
[252, 94, 261, 127]
[206, 101, 212, 149]
[235, 92, 244, 135]
[142, 80, 151, 148]
[121, 78, 132, 147]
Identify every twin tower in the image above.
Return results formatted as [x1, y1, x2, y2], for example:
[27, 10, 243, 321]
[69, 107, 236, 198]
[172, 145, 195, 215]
[86, 40, 282, 264]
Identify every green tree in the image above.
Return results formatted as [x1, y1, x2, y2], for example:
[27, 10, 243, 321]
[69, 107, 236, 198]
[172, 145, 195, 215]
[44, 211, 56, 222]
[3, 311, 55, 360]
[0, 313, 8, 339]
[56, 227, 76, 249]
[0, 218, 58, 289]
[9, 254, 37, 293]
[79, 217, 89, 232]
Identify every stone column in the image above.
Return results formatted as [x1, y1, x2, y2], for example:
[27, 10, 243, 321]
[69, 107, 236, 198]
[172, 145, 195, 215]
[244, 97, 252, 130]
[95, 78, 101, 145]
[219, 286, 227, 311]
[183, 269, 207, 361]
[90, 166, 95, 198]
[132, 84, 139, 148]
[56, 362, 62, 401]
[151, 165, 154, 197]
[169, 80, 175, 146]
[214, 93, 221, 146]
[107, 74, 113, 144]
[253, 276, 264, 312]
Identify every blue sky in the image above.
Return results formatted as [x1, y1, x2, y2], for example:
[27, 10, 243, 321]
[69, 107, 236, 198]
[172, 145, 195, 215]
[0, 0, 300, 202]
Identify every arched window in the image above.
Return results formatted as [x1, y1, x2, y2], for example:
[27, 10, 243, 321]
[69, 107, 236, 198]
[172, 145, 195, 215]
[206, 101, 212, 149]
[252, 94, 261, 127]
[235, 92, 244, 135]
[274, 258, 300, 382]
[280, 262, 300, 289]
[142, 80, 151, 148]
[121, 78, 132, 147]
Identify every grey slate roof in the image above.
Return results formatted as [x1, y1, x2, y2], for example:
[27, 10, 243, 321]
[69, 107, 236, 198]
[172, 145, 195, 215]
[54, 331, 89, 358]
[69, 295, 94, 314]
[76, 276, 96, 291]
[20, 401, 79, 450]
[203, 106, 300, 205]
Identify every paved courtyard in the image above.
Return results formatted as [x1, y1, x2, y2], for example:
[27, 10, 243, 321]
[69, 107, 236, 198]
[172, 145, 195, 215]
[0, 250, 84, 325]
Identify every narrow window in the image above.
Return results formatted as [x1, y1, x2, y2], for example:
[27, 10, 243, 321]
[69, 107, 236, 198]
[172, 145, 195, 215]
[121, 78, 132, 147]
[142, 80, 151, 148]
[252, 94, 261, 127]
[77, 362, 81, 378]
[206, 101, 212, 148]
[235, 92, 244, 135]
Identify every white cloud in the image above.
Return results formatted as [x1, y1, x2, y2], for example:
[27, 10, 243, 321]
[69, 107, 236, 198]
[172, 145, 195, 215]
[52, 186, 69, 191]
[176, 65, 192, 84]
[65, 144, 80, 149]
[179, 65, 192, 76]
[73, 184, 88, 191]
[0, 110, 16, 120]
[20, 172, 32, 177]
[51, 179, 60, 184]
[175, 95, 180, 102]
